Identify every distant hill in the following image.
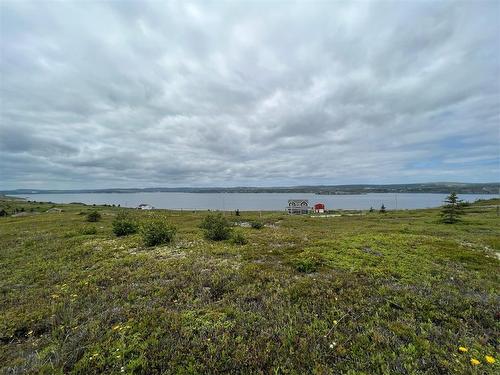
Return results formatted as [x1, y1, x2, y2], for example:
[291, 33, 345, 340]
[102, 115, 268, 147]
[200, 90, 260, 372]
[2, 182, 499, 195]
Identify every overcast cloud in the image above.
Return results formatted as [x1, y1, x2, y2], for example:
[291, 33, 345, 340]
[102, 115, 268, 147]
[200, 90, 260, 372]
[0, 0, 499, 189]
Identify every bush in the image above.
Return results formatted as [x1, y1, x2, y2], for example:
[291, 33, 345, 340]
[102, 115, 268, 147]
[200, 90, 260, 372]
[199, 213, 232, 241]
[80, 226, 97, 235]
[86, 210, 101, 222]
[250, 220, 264, 229]
[230, 231, 248, 245]
[112, 212, 138, 237]
[141, 218, 176, 246]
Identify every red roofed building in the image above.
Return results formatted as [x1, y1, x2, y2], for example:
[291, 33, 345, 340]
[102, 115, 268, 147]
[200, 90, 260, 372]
[314, 203, 325, 213]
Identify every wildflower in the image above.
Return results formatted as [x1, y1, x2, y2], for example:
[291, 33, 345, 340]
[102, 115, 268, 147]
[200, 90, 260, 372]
[458, 346, 468, 353]
[470, 358, 480, 366]
[329, 344, 334, 349]
[112, 324, 121, 330]
[121, 367, 125, 373]
[51, 294, 60, 299]
[485, 355, 495, 364]
[333, 320, 338, 325]
[27, 330, 33, 335]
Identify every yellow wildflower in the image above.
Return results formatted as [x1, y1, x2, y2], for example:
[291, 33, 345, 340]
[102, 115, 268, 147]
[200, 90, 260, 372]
[333, 320, 338, 325]
[458, 346, 468, 353]
[470, 358, 480, 366]
[485, 355, 495, 364]
[112, 324, 121, 330]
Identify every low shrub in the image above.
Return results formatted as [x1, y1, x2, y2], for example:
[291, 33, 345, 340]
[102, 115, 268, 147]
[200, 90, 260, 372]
[230, 231, 248, 245]
[112, 212, 138, 237]
[199, 213, 232, 241]
[80, 226, 97, 235]
[86, 210, 101, 222]
[141, 218, 176, 246]
[250, 220, 264, 229]
[294, 251, 325, 273]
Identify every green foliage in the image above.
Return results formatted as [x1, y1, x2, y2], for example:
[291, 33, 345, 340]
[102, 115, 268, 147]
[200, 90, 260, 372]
[0, 208, 8, 216]
[250, 220, 264, 229]
[141, 217, 176, 246]
[379, 204, 386, 213]
[199, 213, 232, 241]
[441, 192, 465, 224]
[112, 212, 138, 237]
[86, 210, 101, 222]
[230, 230, 248, 245]
[294, 251, 325, 273]
[80, 225, 97, 235]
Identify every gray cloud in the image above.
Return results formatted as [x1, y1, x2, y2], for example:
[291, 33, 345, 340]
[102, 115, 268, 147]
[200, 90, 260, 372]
[0, 0, 499, 189]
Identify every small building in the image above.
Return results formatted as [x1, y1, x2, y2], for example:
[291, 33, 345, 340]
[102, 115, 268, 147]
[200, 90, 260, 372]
[314, 203, 325, 213]
[137, 203, 154, 210]
[286, 199, 311, 215]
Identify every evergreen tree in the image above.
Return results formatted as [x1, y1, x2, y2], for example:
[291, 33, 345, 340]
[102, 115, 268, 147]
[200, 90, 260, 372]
[441, 192, 464, 224]
[379, 204, 386, 213]
[369, 206, 374, 213]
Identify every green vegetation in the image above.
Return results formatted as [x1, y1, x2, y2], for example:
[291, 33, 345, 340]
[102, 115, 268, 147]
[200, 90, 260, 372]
[0, 198, 499, 374]
[86, 210, 102, 222]
[250, 220, 264, 229]
[441, 192, 465, 224]
[230, 230, 248, 245]
[112, 212, 138, 237]
[140, 217, 176, 246]
[199, 212, 232, 241]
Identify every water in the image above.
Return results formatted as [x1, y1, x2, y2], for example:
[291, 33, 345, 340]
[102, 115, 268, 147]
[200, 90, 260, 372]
[10, 192, 497, 211]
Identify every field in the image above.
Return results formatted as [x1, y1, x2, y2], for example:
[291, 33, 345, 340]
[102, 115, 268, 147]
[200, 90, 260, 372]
[0, 198, 499, 374]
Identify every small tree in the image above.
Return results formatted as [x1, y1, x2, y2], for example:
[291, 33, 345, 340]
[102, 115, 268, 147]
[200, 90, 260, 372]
[369, 207, 374, 213]
[379, 204, 386, 213]
[441, 192, 464, 224]
[112, 211, 138, 237]
[86, 210, 101, 222]
[199, 213, 232, 241]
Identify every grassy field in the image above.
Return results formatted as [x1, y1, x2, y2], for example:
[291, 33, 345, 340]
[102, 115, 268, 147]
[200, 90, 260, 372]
[0, 197, 499, 374]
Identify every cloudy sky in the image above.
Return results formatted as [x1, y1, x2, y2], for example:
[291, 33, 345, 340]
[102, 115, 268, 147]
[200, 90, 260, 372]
[0, 0, 499, 189]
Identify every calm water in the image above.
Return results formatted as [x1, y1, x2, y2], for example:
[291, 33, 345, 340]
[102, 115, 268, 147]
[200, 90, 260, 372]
[11, 192, 497, 211]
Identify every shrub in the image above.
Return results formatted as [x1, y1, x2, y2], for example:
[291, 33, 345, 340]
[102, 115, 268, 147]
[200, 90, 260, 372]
[86, 210, 101, 222]
[199, 213, 232, 241]
[112, 212, 138, 237]
[141, 218, 176, 246]
[250, 220, 264, 229]
[230, 231, 248, 245]
[80, 226, 97, 235]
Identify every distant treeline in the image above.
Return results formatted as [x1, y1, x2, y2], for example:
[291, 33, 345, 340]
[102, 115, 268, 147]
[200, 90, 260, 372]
[2, 182, 499, 195]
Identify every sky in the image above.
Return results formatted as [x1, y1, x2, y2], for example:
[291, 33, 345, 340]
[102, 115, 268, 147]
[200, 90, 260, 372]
[0, 0, 499, 190]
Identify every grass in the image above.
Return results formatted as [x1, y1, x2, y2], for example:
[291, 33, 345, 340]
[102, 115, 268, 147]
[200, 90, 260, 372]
[0, 198, 499, 374]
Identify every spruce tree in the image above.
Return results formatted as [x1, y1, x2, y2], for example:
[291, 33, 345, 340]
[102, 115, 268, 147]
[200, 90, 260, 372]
[440, 192, 464, 224]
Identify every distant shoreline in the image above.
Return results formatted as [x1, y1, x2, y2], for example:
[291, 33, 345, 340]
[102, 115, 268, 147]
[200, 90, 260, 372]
[2, 182, 499, 196]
